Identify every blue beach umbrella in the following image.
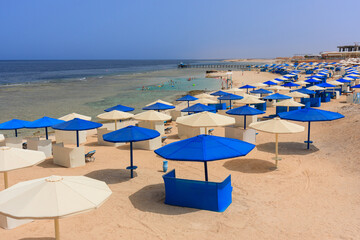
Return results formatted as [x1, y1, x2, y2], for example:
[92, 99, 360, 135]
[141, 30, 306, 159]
[263, 93, 292, 100]
[176, 95, 198, 108]
[52, 118, 103, 147]
[26, 116, 65, 139]
[210, 90, 229, 96]
[105, 104, 134, 112]
[293, 88, 316, 95]
[282, 82, 300, 88]
[143, 102, 175, 112]
[263, 80, 277, 86]
[316, 82, 336, 88]
[154, 134, 255, 181]
[218, 94, 243, 109]
[0, 119, 30, 137]
[250, 88, 273, 97]
[305, 78, 321, 84]
[336, 78, 352, 83]
[226, 106, 265, 129]
[181, 103, 215, 113]
[278, 108, 344, 149]
[103, 126, 160, 178]
[351, 84, 360, 88]
[239, 85, 256, 93]
[274, 78, 285, 82]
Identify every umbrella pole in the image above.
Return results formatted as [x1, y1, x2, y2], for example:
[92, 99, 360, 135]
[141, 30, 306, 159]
[230, 100, 232, 109]
[15, 129, 17, 137]
[244, 115, 247, 130]
[187, 101, 190, 108]
[76, 130, 79, 147]
[307, 122, 311, 149]
[115, 120, 117, 130]
[204, 162, 208, 181]
[275, 133, 279, 168]
[130, 142, 134, 178]
[4, 172, 8, 189]
[54, 218, 60, 240]
[45, 127, 48, 140]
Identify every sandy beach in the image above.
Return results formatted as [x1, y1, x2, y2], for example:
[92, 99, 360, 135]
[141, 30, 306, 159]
[1, 70, 360, 240]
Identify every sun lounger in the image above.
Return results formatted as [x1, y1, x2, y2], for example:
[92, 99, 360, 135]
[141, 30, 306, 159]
[162, 169, 232, 212]
[208, 129, 214, 135]
[164, 127, 172, 134]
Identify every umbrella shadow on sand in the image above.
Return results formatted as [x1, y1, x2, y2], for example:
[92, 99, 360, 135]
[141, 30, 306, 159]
[256, 142, 319, 155]
[85, 169, 137, 184]
[129, 183, 199, 215]
[223, 158, 276, 173]
[37, 158, 63, 169]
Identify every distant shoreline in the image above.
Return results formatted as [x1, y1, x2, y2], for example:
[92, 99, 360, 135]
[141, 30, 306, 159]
[223, 58, 278, 63]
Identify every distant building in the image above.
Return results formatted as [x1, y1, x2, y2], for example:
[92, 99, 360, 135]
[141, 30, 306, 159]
[321, 43, 360, 59]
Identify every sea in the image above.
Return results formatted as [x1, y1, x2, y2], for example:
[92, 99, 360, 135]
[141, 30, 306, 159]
[0, 59, 255, 135]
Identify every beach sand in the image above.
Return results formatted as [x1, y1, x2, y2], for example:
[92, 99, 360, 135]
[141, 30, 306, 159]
[1, 71, 360, 240]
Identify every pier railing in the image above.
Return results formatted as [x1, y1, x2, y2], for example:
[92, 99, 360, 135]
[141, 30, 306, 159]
[178, 64, 254, 70]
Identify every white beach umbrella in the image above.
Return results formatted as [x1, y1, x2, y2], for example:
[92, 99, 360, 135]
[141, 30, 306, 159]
[285, 91, 310, 99]
[295, 80, 307, 86]
[176, 111, 235, 131]
[146, 99, 174, 106]
[307, 85, 326, 91]
[266, 86, 288, 91]
[234, 95, 265, 105]
[328, 80, 343, 86]
[97, 110, 134, 130]
[249, 118, 304, 168]
[59, 113, 91, 121]
[191, 98, 218, 105]
[0, 147, 46, 188]
[133, 110, 171, 122]
[274, 99, 305, 111]
[0, 175, 112, 240]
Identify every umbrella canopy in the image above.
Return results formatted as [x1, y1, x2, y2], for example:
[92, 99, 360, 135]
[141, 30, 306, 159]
[176, 95, 198, 101]
[176, 111, 235, 128]
[263, 80, 277, 86]
[249, 117, 304, 168]
[307, 85, 326, 91]
[133, 110, 171, 121]
[235, 95, 265, 105]
[104, 104, 134, 112]
[0, 147, 46, 188]
[0, 119, 31, 137]
[295, 80, 308, 86]
[0, 175, 112, 240]
[52, 118, 103, 147]
[250, 88, 273, 94]
[305, 78, 321, 83]
[266, 86, 288, 91]
[274, 99, 305, 109]
[103, 126, 160, 178]
[226, 106, 265, 129]
[294, 88, 316, 95]
[176, 95, 199, 108]
[282, 82, 300, 88]
[154, 134, 255, 181]
[143, 102, 175, 112]
[210, 90, 229, 96]
[146, 99, 174, 106]
[181, 103, 215, 113]
[191, 98, 218, 105]
[263, 93, 292, 100]
[59, 113, 91, 121]
[239, 84, 256, 93]
[218, 94, 243, 109]
[285, 91, 310, 98]
[26, 117, 65, 139]
[278, 108, 344, 149]
[351, 84, 360, 89]
[273, 77, 286, 81]
[97, 110, 134, 130]
[316, 82, 336, 88]
[327, 80, 343, 86]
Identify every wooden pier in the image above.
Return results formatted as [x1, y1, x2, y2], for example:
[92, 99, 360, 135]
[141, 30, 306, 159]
[178, 63, 254, 70]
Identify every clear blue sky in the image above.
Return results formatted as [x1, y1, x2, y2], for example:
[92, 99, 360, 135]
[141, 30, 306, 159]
[1, 0, 359, 60]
